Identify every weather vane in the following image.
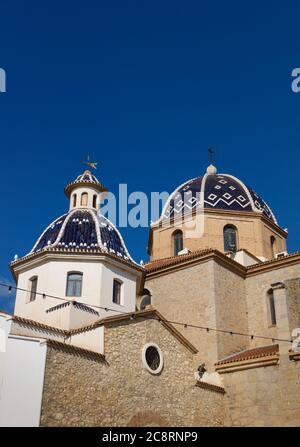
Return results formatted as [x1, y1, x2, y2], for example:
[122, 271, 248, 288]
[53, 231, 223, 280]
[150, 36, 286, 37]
[208, 147, 214, 164]
[81, 154, 98, 170]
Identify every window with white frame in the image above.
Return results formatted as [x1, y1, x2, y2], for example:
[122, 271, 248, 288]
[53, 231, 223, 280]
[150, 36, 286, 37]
[142, 343, 164, 375]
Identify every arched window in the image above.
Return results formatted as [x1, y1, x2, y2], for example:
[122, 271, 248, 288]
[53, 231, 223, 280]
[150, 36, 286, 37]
[112, 279, 123, 305]
[72, 194, 77, 208]
[81, 192, 88, 206]
[66, 272, 83, 297]
[267, 289, 277, 326]
[140, 289, 152, 310]
[173, 230, 183, 256]
[29, 276, 38, 302]
[223, 225, 238, 252]
[92, 194, 97, 209]
[270, 236, 276, 259]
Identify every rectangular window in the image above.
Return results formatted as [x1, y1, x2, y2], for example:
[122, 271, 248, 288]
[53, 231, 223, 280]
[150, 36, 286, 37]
[66, 273, 83, 297]
[29, 277, 38, 302]
[112, 279, 122, 305]
[269, 293, 277, 326]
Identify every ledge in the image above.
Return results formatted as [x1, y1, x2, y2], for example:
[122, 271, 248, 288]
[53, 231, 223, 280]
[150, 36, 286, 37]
[215, 354, 279, 374]
[195, 380, 225, 394]
[289, 351, 300, 361]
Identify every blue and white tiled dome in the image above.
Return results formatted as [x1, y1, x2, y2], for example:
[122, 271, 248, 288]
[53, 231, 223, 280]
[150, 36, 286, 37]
[160, 166, 278, 225]
[30, 209, 136, 264]
[64, 170, 107, 197]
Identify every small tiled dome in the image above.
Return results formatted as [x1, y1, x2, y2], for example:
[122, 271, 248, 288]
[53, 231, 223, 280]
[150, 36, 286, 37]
[64, 170, 107, 197]
[31, 209, 135, 264]
[160, 166, 277, 224]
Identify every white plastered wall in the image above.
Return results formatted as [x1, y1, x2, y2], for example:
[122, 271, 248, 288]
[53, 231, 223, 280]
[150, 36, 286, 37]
[0, 334, 47, 427]
[13, 256, 138, 330]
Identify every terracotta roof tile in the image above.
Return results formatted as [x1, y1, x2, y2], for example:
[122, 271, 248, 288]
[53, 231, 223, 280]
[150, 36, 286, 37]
[246, 250, 300, 270]
[46, 339, 106, 362]
[145, 249, 216, 273]
[215, 344, 279, 365]
[70, 308, 198, 354]
[12, 315, 69, 335]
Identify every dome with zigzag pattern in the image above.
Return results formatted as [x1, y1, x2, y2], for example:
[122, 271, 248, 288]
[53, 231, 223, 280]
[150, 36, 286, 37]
[159, 165, 278, 225]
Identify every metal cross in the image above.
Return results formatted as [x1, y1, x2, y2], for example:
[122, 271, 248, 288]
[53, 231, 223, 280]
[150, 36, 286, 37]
[208, 147, 214, 164]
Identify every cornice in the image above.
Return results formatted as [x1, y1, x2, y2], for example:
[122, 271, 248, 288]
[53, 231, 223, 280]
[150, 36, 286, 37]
[246, 251, 300, 277]
[145, 249, 300, 280]
[145, 249, 247, 279]
[10, 247, 144, 281]
[150, 207, 287, 237]
[215, 354, 279, 374]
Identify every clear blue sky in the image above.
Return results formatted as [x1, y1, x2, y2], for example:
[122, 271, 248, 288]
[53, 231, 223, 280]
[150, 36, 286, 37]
[1, 1, 300, 312]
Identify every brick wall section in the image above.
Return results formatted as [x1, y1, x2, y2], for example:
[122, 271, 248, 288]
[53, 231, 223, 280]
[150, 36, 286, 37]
[40, 317, 224, 427]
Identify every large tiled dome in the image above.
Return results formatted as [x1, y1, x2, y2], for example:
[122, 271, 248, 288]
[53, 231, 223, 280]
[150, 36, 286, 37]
[160, 166, 277, 224]
[30, 209, 135, 263]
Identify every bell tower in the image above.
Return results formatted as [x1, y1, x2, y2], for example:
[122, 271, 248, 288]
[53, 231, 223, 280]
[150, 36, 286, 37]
[64, 170, 108, 211]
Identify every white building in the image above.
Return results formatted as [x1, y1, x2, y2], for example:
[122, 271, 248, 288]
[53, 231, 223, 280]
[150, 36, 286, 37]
[0, 170, 145, 426]
[11, 169, 144, 331]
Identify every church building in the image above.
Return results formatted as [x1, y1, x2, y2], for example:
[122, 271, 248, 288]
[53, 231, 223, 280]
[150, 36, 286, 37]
[0, 163, 300, 427]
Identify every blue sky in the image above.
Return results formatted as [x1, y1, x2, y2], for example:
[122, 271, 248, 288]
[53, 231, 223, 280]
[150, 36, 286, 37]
[1, 1, 300, 312]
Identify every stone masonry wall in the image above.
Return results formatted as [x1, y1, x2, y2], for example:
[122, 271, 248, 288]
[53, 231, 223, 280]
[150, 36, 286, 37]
[213, 262, 249, 360]
[222, 357, 300, 427]
[145, 261, 219, 369]
[285, 278, 300, 332]
[40, 317, 224, 427]
[146, 259, 249, 368]
[245, 264, 300, 346]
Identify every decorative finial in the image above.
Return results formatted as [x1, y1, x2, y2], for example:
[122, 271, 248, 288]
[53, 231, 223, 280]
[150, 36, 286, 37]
[206, 147, 217, 174]
[81, 154, 98, 170]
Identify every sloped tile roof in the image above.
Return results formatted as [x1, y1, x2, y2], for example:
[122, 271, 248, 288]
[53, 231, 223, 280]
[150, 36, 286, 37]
[145, 249, 216, 273]
[215, 344, 279, 365]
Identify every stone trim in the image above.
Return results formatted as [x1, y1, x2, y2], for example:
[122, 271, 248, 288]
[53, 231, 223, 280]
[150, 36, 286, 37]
[10, 246, 144, 281]
[215, 344, 279, 365]
[289, 351, 300, 361]
[215, 354, 279, 374]
[142, 343, 164, 375]
[64, 179, 107, 198]
[195, 380, 225, 394]
[145, 249, 247, 279]
[246, 251, 300, 276]
[146, 248, 300, 280]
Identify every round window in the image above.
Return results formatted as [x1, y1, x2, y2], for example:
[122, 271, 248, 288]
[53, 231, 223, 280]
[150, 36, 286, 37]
[142, 343, 164, 375]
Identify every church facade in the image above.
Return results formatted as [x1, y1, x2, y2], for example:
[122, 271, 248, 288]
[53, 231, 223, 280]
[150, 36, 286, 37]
[0, 164, 300, 427]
